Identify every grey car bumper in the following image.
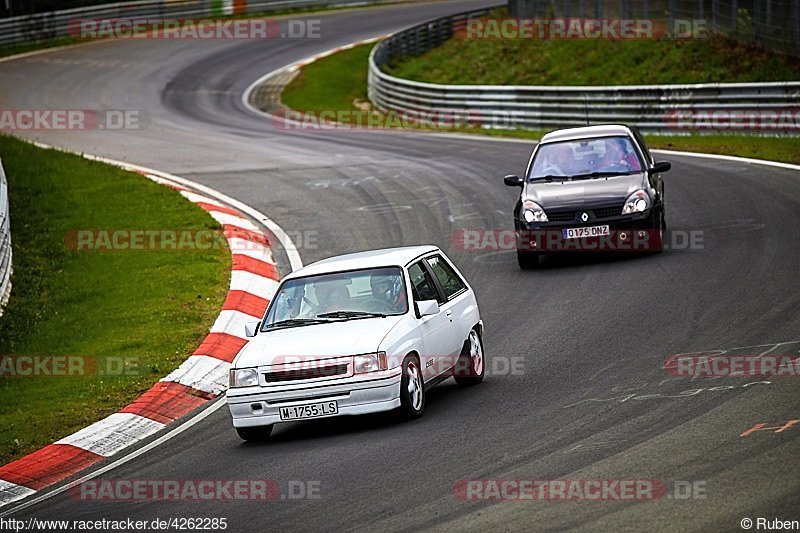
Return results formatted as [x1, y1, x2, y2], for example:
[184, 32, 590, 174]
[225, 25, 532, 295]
[226, 369, 402, 427]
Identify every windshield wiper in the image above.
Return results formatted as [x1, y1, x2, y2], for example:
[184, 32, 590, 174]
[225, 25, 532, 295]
[528, 174, 566, 182]
[264, 318, 331, 330]
[567, 171, 637, 180]
[317, 310, 387, 319]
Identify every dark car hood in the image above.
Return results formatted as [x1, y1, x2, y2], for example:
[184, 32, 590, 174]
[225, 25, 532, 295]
[525, 173, 646, 210]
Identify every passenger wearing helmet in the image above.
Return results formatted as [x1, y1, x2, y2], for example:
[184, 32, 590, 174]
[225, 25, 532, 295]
[369, 273, 405, 313]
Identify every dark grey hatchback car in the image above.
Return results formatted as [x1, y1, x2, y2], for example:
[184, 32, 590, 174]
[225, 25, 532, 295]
[504, 124, 671, 268]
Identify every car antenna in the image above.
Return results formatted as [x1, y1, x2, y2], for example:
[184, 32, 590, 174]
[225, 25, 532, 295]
[584, 93, 590, 126]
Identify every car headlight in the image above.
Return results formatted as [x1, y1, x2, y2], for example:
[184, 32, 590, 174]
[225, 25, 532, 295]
[229, 368, 258, 388]
[622, 190, 651, 214]
[521, 200, 548, 223]
[353, 352, 388, 374]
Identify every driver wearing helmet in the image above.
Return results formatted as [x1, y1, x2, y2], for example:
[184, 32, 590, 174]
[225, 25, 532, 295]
[369, 273, 406, 313]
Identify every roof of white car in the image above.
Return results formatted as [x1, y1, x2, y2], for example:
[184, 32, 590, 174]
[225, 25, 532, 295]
[540, 124, 633, 144]
[285, 245, 439, 279]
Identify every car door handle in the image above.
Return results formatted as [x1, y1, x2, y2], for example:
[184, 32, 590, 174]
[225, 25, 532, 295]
[445, 309, 452, 319]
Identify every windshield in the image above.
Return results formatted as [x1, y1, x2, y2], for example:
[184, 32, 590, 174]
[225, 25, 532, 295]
[261, 267, 408, 329]
[528, 135, 643, 180]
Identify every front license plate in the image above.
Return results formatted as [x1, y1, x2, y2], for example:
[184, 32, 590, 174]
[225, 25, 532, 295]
[562, 225, 610, 239]
[279, 401, 338, 421]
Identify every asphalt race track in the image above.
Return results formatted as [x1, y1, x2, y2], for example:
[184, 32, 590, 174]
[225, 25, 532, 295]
[1, 1, 799, 530]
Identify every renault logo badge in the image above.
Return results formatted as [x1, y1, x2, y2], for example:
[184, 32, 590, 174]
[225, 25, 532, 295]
[581, 212, 589, 222]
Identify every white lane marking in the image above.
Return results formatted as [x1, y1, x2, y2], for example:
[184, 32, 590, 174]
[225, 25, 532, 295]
[650, 149, 800, 171]
[55, 413, 165, 457]
[412, 133, 800, 171]
[230, 270, 280, 300]
[229, 239, 276, 264]
[0, 398, 228, 517]
[208, 210, 260, 231]
[0, 481, 36, 507]
[161, 355, 230, 396]
[179, 190, 226, 208]
[210, 309, 261, 339]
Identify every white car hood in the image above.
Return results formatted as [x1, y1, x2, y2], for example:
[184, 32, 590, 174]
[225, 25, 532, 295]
[233, 316, 405, 368]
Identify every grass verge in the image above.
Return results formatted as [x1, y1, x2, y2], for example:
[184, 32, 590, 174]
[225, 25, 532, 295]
[281, 43, 800, 165]
[0, 135, 230, 465]
[385, 26, 800, 85]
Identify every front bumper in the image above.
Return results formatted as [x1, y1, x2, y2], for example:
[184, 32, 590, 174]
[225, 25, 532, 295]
[226, 368, 402, 427]
[516, 209, 661, 253]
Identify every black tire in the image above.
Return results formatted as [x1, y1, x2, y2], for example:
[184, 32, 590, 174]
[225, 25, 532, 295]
[657, 209, 667, 252]
[454, 329, 485, 387]
[396, 354, 425, 421]
[517, 250, 540, 269]
[647, 209, 667, 254]
[236, 425, 273, 442]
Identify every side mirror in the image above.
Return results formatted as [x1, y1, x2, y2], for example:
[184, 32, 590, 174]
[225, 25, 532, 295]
[415, 300, 440, 317]
[244, 321, 261, 338]
[649, 161, 671, 174]
[504, 174, 524, 187]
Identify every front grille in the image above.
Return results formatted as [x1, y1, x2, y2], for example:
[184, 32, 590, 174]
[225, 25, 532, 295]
[546, 210, 575, 222]
[592, 205, 624, 219]
[263, 364, 349, 383]
[545, 204, 625, 222]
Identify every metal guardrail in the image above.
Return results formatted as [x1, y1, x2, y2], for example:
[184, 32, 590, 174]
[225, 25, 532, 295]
[368, 6, 800, 133]
[0, 0, 394, 45]
[0, 158, 12, 317]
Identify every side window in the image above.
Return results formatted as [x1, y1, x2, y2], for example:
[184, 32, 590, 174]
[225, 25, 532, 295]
[407, 262, 439, 302]
[425, 255, 466, 300]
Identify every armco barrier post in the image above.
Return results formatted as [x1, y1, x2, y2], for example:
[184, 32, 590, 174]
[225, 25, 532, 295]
[0, 157, 12, 317]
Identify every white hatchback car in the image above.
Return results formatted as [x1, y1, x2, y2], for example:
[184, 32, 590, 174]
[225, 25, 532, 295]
[226, 245, 484, 441]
